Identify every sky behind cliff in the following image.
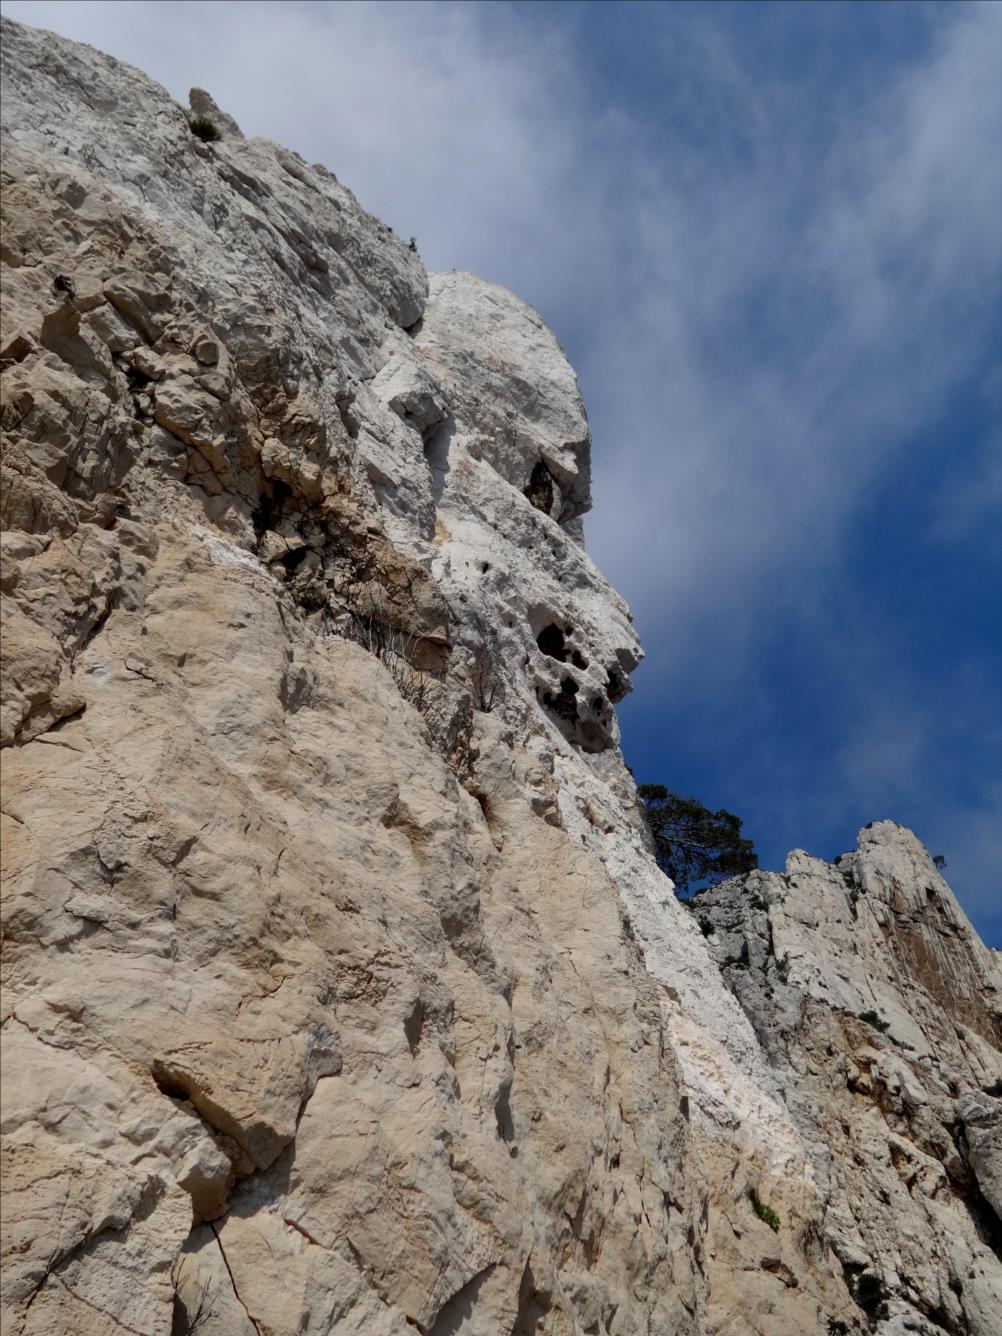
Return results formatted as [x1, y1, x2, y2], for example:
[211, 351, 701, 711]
[5, 0, 1000, 945]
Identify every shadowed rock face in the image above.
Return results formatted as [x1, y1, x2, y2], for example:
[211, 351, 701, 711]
[1, 17, 999, 1336]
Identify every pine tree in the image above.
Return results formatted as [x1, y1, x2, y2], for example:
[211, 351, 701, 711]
[637, 784, 757, 895]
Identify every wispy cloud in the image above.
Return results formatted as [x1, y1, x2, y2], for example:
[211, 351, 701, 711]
[584, 0, 1002, 626]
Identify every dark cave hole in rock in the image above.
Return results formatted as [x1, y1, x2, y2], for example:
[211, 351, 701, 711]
[577, 719, 609, 753]
[252, 479, 294, 537]
[125, 365, 154, 392]
[843, 1266, 889, 1326]
[495, 1081, 515, 1145]
[524, 460, 556, 515]
[570, 649, 588, 670]
[277, 546, 308, 574]
[540, 675, 579, 722]
[606, 667, 627, 704]
[151, 1068, 191, 1102]
[536, 623, 567, 662]
[404, 997, 425, 1055]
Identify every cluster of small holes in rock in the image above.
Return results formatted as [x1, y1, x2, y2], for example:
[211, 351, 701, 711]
[536, 622, 589, 670]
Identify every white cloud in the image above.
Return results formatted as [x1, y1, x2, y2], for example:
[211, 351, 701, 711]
[584, 0, 1002, 629]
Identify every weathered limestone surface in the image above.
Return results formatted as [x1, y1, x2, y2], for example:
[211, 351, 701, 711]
[1, 17, 998, 1336]
[693, 825, 1002, 1336]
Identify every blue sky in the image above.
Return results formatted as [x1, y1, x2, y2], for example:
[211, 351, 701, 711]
[5, 0, 1000, 944]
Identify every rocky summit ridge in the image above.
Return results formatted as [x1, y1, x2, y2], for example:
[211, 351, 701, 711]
[1, 17, 999, 1336]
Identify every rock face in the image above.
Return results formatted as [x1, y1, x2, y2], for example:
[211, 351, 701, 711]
[692, 825, 1002, 1336]
[0, 18, 998, 1336]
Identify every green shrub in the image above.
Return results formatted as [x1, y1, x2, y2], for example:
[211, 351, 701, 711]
[189, 115, 221, 143]
[857, 1009, 890, 1034]
[748, 1186, 780, 1232]
[852, 1271, 889, 1326]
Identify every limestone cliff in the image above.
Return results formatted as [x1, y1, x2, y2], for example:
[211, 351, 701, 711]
[1, 18, 998, 1336]
[693, 825, 1002, 1335]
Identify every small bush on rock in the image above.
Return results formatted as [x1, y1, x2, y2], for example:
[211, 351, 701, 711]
[748, 1186, 780, 1232]
[852, 1271, 889, 1326]
[858, 1009, 890, 1034]
[189, 115, 221, 143]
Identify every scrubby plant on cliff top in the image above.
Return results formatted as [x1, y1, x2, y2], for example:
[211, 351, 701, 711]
[189, 115, 221, 143]
[638, 784, 757, 895]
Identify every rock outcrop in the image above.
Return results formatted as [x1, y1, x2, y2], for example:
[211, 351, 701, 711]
[1, 17, 998, 1336]
[692, 824, 1002, 1336]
